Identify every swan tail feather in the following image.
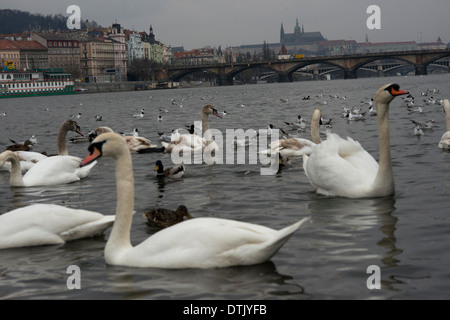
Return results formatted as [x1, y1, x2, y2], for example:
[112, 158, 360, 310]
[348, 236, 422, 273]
[262, 217, 310, 260]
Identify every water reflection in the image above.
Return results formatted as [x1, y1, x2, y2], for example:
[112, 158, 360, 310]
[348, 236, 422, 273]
[103, 261, 310, 300]
[306, 195, 401, 268]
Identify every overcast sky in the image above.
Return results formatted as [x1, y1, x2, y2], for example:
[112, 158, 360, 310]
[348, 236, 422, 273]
[2, 0, 449, 50]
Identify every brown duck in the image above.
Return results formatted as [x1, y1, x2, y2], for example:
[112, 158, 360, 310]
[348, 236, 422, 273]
[144, 205, 193, 228]
[6, 139, 33, 151]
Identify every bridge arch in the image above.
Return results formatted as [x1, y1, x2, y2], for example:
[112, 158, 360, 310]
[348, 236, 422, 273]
[284, 61, 350, 79]
[354, 57, 415, 76]
[170, 68, 222, 82]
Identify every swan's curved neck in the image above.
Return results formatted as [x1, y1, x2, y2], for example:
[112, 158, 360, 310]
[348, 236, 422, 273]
[444, 101, 450, 132]
[372, 100, 394, 195]
[201, 110, 213, 142]
[311, 110, 322, 144]
[57, 126, 69, 155]
[2, 152, 24, 186]
[105, 145, 135, 257]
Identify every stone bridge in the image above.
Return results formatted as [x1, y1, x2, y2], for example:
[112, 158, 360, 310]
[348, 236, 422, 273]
[154, 49, 450, 85]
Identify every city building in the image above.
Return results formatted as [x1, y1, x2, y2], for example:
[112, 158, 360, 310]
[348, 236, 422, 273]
[0, 39, 20, 70]
[126, 32, 144, 62]
[108, 23, 128, 81]
[0, 38, 47, 71]
[32, 33, 81, 78]
[172, 47, 224, 66]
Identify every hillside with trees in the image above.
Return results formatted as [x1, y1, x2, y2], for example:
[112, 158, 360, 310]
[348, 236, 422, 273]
[0, 9, 100, 34]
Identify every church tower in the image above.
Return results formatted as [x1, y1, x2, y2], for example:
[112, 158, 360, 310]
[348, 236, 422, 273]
[148, 25, 156, 44]
[294, 18, 301, 41]
[280, 23, 285, 44]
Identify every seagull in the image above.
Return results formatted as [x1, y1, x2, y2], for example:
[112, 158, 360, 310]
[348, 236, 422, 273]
[345, 111, 364, 121]
[133, 111, 144, 118]
[413, 125, 424, 136]
[29, 135, 38, 144]
[411, 119, 434, 130]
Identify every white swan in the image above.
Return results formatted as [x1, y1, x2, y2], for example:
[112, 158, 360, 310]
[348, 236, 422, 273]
[0, 150, 47, 172]
[0, 150, 96, 187]
[0, 204, 114, 249]
[260, 108, 322, 157]
[438, 99, 450, 150]
[81, 132, 309, 268]
[93, 126, 158, 152]
[1, 120, 86, 174]
[161, 105, 222, 153]
[302, 83, 409, 198]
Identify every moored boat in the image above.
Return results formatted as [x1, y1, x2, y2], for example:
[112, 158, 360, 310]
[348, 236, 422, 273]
[0, 63, 76, 98]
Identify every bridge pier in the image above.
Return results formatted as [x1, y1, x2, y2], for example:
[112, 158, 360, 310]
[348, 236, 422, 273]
[217, 76, 234, 86]
[278, 72, 292, 83]
[343, 69, 357, 79]
[415, 64, 428, 76]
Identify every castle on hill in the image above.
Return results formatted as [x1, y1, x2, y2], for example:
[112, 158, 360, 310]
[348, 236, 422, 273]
[280, 18, 325, 45]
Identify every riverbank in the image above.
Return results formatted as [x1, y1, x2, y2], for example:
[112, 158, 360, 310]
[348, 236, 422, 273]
[74, 80, 183, 93]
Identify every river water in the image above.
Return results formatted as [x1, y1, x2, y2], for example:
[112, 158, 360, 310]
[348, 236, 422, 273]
[0, 74, 449, 300]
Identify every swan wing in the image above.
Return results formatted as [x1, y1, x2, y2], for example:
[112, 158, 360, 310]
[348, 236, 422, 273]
[126, 136, 157, 152]
[22, 156, 96, 186]
[0, 151, 47, 172]
[115, 217, 309, 268]
[260, 138, 316, 157]
[163, 134, 204, 153]
[0, 204, 114, 249]
[304, 133, 378, 197]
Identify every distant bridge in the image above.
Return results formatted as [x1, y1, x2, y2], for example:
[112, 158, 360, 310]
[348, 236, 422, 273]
[154, 49, 450, 85]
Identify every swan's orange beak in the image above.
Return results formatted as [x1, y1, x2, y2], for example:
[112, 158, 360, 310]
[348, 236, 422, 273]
[82, 145, 101, 166]
[391, 88, 409, 96]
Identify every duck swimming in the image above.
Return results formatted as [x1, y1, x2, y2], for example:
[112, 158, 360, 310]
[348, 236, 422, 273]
[144, 205, 193, 228]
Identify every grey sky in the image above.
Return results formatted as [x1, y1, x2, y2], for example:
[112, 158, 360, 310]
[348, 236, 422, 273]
[2, 0, 449, 50]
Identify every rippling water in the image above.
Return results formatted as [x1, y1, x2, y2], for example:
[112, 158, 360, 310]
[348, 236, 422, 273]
[1, 74, 449, 300]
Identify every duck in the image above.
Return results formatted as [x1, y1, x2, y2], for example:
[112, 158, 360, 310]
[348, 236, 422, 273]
[260, 109, 322, 157]
[95, 115, 102, 121]
[144, 205, 193, 228]
[6, 139, 33, 151]
[0, 150, 96, 187]
[161, 105, 222, 154]
[81, 132, 309, 268]
[438, 99, 450, 150]
[155, 160, 185, 179]
[302, 83, 409, 198]
[0, 203, 114, 249]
